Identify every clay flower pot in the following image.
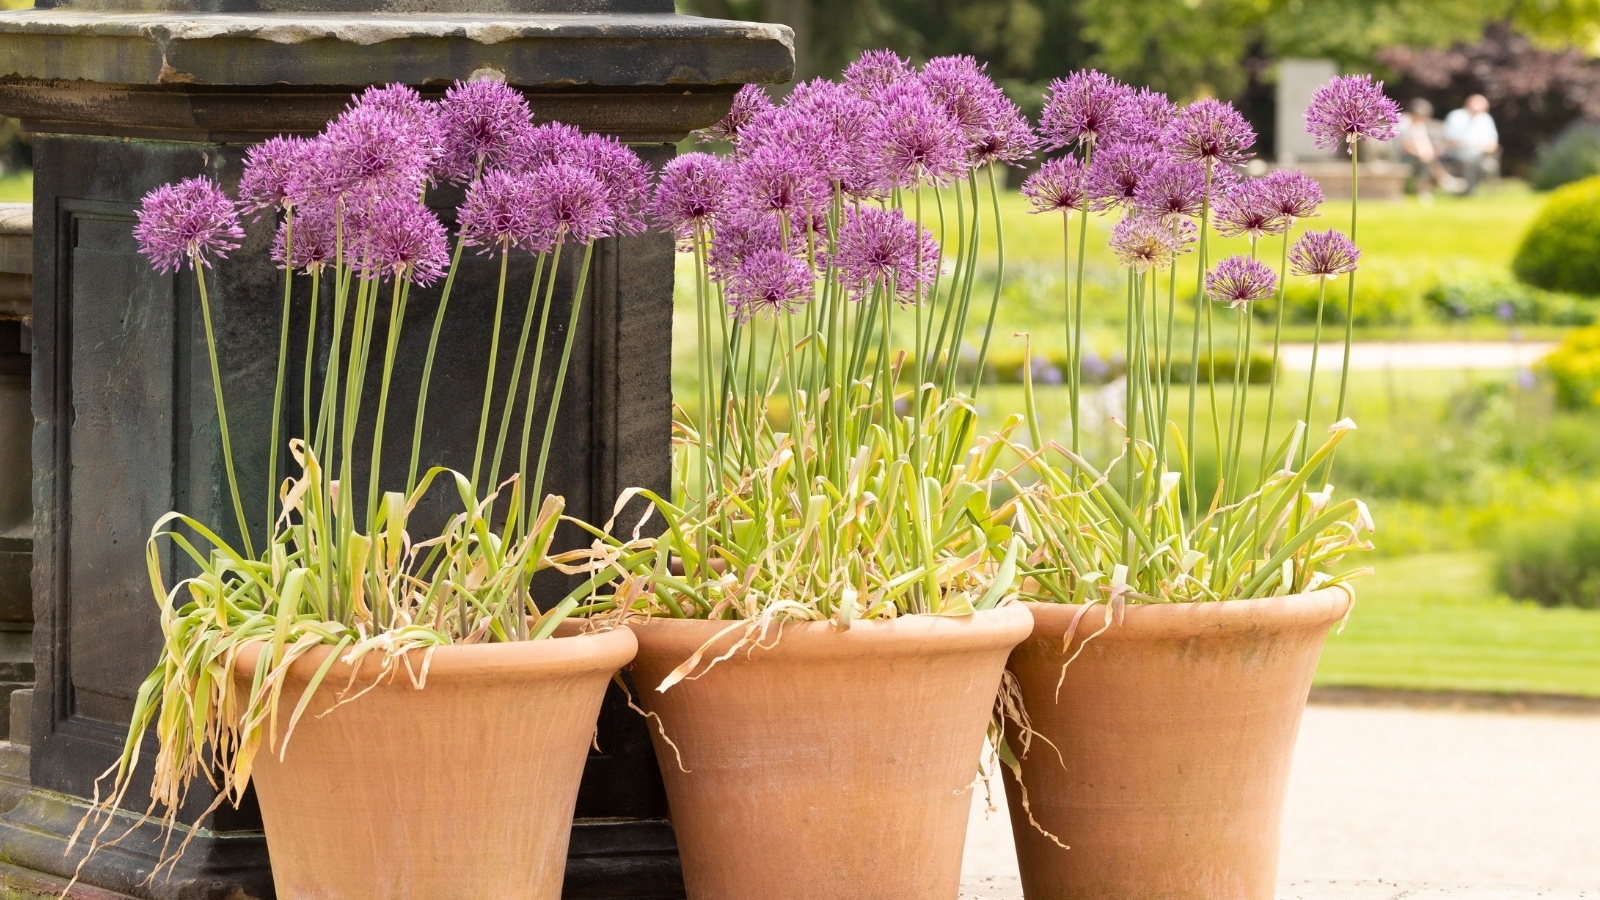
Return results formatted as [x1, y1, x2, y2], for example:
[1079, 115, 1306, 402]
[1003, 591, 1353, 900]
[630, 605, 1034, 900]
[233, 624, 637, 900]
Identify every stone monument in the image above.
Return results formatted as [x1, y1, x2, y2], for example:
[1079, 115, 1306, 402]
[0, 1, 791, 897]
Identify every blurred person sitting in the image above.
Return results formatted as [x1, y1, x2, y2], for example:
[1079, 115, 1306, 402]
[1397, 98, 1464, 201]
[1442, 94, 1501, 194]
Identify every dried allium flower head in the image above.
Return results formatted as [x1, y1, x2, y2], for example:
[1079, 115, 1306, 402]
[843, 49, 914, 98]
[1134, 157, 1206, 220]
[436, 79, 532, 183]
[238, 136, 311, 215]
[1289, 228, 1361, 278]
[700, 84, 775, 144]
[871, 79, 970, 188]
[1087, 142, 1159, 210]
[458, 170, 538, 251]
[134, 176, 245, 273]
[1260, 168, 1324, 223]
[572, 132, 652, 235]
[732, 143, 829, 220]
[1121, 87, 1178, 146]
[1205, 255, 1278, 308]
[357, 198, 450, 285]
[1165, 98, 1255, 168]
[1021, 157, 1090, 214]
[1213, 179, 1287, 240]
[833, 206, 940, 304]
[1040, 69, 1135, 150]
[726, 248, 813, 321]
[273, 201, 337, 273]
[1110, 214, 1181, 271]
[1304, 74, 1401, 154]
[650, 152, 732, 242]
[528, 163, 616, 248]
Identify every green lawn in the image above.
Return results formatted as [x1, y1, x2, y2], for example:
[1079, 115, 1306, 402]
[1316, 551, 1600, 697]
[0, 170, 29, 203]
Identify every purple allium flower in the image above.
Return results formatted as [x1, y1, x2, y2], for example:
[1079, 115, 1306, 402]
[272, 201, 338, 273]
[1213, 179, 1287, 240]
[651, 152, 732, 244]
[1087, 141, 1159, 210]
[309, 104, 437, 202]
[706, 209, 812, 281]
[134, 176, 246, 273]
[1170, 217, 1200, 254]
[572, 132, 652, 235]
[1205, 255, 1278, 309]
[725, 248, 813, 321]
[700, 84, 775, 144]
[1134, 157, 1207, 219]
[508, 121, 587, 173]
[731, 143, 830, 221]
[357, 198, 450, 285]
[871, 79, 970, 188]
[1165, 98, 1256, 168]
[1021, 157, 1090, 214]
[1304, 74, 1402, 154]
[353, 83, 443, 164]
[436, 79, 532, 183]
[1259, 168, 1324, 223]
[783, 79, 880, 195]
[1109, 214, 1183, 272]
[921, 55, 1036, 164]
[1040, 69, 1135, 151]
[1289, 228, 1361, 278]
[528, 163, 616, 248]
[458, 170, 539, 252]
[833, 206, 940, 304]
[843, 49, 914, 99]
[1120, 87, 1178, 147]
[238, 136, 311, 215]
[970, 98, 1039, 166]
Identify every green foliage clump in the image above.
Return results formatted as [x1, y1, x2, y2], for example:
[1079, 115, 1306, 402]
[1540, 323, 1600, 408]
[1530, 121, 1600, 191]
[1425, 266, 1599, 325]
[1512, 176, 1600, 297]
[1495, 508, 1600, 609]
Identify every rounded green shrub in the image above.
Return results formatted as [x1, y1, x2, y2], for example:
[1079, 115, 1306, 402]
[1530, 121, 1600, 191]
[1541, 323, 1600, 408]
[1495, 507, 1600, 609]
[1513, 176, 1600, 296]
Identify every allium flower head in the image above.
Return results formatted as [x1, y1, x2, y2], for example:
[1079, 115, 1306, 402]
[273, 201, 337, 273]
[833, 206, 940, 304]
[871, 79, 970, 188]
[1121, 87, 1178, 146]
[1110, 214, 1182, 272]
[458, 170, 538, 251]
[356, 198, 450, 285]
[1290, 228, 1361, 278]
[700, 84, 775, 144]
[783, 79, 879, 194]
[1087, 142, 1159, 210]
[732, 143, 829, 220]
[1021, 157, 1090, 214]
[651, 152, 732, 243]
[508, 121, 586, 173]
[921, 55, 1035, 164]
[238, 136, 311, 214]
[134, 176, 245, 273]
[1213, 179, 1287, 240]
[707, 209, 796, 280]
[353, 83, 443, 163]
[1305, 74, 1401, 154]
[1260, 168, 1324, 223]
[1205, 255, 1277, 309]
[572, 132, 652, 235]
[970, 99, 1039, 165]
[437, 79, 533, 183]
[1165, 98, 1256, 168]
[528, 163, 616, 248]
[843, 49, 914, 99]
[1040, 69, 1135, 150]
[1134, 157, 1206, 219]
[311, 104, 437, 202]
[726, 248, 813, 321]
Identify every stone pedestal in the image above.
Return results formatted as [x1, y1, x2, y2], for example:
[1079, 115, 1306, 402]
[0, 4, 791, 899]
[1290, 160, 1410, 200]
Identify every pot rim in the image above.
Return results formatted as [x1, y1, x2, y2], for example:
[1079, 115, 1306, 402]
[628, 603, 1033, 660]
[232, 623, 638, 686]
[1019, 587, 1353, 641]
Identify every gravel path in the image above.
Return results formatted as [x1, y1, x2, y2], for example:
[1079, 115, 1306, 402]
[960, 704, 1600, 898]
[1276, 342, 1556, 372]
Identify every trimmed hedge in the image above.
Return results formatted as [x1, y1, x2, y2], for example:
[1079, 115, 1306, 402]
[1513, 176, 1600, 297]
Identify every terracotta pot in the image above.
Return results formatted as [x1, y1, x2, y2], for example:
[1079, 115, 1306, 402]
[233, 624, 637, 900]
[1003, 591, 1353, 900]
[630, 605, 1033, 900]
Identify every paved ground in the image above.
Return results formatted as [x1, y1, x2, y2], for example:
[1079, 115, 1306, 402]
[960, 704, 1600, 899]
[1276, 342, 1556, 372]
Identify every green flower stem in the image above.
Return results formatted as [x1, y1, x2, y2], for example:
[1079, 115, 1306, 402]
[192, 264, 254, 561]
[514, 245, 560, 531]
[1299, 276, 1330, 471]
[1070, 142, 1096, 454]
[1186, 167, 1213, 514]
[487, 251, 550, 500]
[469, 247, 512, 497]
[406, 232, 470, 496]
[267, 211, 294, 534]
[968, 164, 1007, 398]
[365, 277, 409, 534]
[531, 241, 596, 508]
[300, 268, 320, 459]
[1258, 229, 1293, 479]
[692, 231, 714, 515]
